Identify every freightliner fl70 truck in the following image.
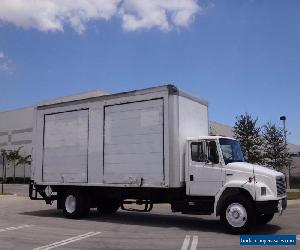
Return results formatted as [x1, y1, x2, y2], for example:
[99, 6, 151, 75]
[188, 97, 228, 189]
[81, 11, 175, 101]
[29, 85, 287, 234]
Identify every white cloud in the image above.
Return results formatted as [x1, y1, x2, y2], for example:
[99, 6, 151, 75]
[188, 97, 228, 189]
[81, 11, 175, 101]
[0, 0, 201, 33]
[0, 51, 15, 73]
[120, 0, 200, 31]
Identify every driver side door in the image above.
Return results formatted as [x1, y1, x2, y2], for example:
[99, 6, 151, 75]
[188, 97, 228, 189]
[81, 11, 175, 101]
[187, 140, 224, 196]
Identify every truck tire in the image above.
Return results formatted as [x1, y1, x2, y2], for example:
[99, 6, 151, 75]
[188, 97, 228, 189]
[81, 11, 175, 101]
[220, 195, 255, 234]
[97, 201, 120, 214]
[256, 213, 274, 225]
[63, 189, 89, 219]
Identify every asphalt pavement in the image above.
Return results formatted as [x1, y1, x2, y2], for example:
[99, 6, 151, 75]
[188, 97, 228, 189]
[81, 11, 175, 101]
[2, 184, 29, 197]
[0, 185, 299, 250]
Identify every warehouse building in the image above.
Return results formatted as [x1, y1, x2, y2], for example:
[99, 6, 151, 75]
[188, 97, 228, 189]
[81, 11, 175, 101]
[0, 90, 300, 179]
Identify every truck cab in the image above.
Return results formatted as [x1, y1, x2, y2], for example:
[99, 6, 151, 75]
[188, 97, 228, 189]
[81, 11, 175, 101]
[185, 136, 287, 233]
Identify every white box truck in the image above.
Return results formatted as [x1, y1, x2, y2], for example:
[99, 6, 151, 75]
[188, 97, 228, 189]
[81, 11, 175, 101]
[30, 85, 287, 233]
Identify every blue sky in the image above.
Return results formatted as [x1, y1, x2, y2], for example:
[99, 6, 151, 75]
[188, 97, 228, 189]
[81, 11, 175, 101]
[0, 0, 299, 145]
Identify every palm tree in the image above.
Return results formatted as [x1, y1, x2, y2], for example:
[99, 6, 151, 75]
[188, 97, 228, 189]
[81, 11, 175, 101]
[6, 147, 22, 183]
[17, 154, 32, 183]
[0, 149, 8, 193]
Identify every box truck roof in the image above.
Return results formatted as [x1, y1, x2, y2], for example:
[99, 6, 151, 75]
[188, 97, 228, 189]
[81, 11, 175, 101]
[36, 85, 208, 109]
[187, 136, 235, 141]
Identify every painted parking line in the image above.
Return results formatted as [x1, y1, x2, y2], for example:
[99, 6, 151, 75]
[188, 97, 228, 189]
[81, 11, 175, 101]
[181, 235, 198, 250]
[190, 236, 198, 250]
[0, 225, 34, 233]
[32, 231, 101, 250]
[181, 235, 191, 250]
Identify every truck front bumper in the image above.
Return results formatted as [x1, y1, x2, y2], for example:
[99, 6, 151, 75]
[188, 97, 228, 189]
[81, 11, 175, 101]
[255, 198, 287, 215]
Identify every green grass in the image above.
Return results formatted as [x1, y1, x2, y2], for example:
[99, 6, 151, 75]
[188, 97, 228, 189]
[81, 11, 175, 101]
[0, 192, 13, 196]
[287, 192, 300, 200]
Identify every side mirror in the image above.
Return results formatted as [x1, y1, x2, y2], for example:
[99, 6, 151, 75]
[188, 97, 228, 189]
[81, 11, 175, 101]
[199, 152, 208, 162]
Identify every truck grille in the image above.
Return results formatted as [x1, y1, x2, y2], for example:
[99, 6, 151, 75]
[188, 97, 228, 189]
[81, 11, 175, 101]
[276, 176, 286, 196]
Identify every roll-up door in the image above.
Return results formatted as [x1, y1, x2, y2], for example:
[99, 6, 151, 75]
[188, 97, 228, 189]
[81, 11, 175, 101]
[43, 109, 89, 183]
[104, 99, 164, 186]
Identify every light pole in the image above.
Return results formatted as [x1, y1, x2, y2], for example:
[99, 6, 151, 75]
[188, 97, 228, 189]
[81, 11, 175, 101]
[280, 115, 290, 189]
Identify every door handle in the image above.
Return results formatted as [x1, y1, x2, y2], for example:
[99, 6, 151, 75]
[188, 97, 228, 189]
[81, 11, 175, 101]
[226, 173, 233, 176]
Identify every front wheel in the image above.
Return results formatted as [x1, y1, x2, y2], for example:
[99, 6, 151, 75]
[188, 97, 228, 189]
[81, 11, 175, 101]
[256, 213, 274, 225]
[63, 189, 89, 219]
[220, 195, 255, 234]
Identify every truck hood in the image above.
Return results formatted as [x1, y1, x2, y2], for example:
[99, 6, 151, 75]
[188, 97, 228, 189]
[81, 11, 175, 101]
[227, 162, 283, 178]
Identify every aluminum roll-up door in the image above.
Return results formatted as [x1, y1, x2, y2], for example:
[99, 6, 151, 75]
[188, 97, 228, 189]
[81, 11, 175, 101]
[104, 99, 164, 186]
[43, 109, 89, 183]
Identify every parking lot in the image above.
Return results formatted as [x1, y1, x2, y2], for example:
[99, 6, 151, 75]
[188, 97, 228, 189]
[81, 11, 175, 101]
[0, 185, 299, 250]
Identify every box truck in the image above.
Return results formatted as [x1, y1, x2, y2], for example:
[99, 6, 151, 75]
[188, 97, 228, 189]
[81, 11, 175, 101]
[30, 85, 286, 233]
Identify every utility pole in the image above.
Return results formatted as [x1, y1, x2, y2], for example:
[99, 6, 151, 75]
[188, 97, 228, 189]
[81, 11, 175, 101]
[280, 115, 290, 189]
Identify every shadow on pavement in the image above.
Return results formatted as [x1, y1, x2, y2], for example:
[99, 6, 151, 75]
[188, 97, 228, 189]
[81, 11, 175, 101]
[20, 209, 282, 234]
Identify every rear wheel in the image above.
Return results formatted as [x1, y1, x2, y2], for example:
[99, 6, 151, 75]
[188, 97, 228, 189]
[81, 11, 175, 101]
[256, 213, 274, 225]
[63, 189, 89, 219]
[220, 195, 255, 234]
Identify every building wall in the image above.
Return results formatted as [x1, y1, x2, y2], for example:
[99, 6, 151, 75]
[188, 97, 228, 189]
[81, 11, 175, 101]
[292, 157, 300, 176]
[0, 107, 34, 178]
[209, 121, 234, 137]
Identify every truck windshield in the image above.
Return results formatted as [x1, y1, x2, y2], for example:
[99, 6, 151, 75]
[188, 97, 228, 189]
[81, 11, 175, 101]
[219, 138, 244, 165]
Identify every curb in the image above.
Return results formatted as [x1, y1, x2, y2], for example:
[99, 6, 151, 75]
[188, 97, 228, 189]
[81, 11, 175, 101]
[287, 189, 300, 192]
[0, 194, 17, 198]
[287, 199, 300, 205]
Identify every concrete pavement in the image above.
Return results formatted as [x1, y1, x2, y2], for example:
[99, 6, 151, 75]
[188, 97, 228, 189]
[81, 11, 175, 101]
[0, 185, 300, 249]
[0, 195, 299, 250]
[1, 184, 29, 197]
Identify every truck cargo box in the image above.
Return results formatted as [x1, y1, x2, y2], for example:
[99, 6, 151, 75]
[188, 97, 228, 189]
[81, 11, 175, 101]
[31, 85, 208, 188]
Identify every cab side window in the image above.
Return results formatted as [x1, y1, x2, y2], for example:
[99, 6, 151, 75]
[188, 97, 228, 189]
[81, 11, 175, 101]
[208, 141, 219, 164]
[191, 142, 206, 162]
[191, 141, 219, 164]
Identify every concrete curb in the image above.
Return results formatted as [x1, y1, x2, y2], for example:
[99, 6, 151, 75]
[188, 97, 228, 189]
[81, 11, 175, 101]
[287, 199, 300, 205]
[287, 189, 300, 192]
[0, 194, 17, 199]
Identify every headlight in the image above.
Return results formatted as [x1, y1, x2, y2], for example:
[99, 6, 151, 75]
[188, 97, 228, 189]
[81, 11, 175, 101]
[261, 187, 267, 196]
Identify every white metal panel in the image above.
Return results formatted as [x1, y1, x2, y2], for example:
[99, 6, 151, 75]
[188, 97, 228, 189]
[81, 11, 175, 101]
[43, 110, 89, 183]
[178, 96, 208, 184]
[104, 99, 164, 186]
[167, 94, 180, 188]
[87, 108, 103, 183]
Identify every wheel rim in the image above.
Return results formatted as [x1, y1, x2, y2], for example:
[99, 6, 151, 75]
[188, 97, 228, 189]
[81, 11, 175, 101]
[226, 203, 247, 228]
[65, 195, 76, 214]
